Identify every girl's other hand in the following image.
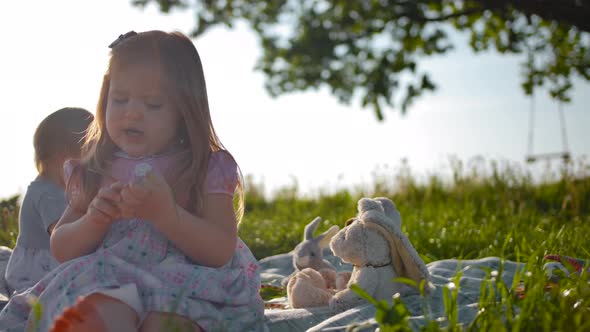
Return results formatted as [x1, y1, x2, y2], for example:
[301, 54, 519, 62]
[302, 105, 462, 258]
[87, 182, 124, 225]
[119, 171, 175, 224]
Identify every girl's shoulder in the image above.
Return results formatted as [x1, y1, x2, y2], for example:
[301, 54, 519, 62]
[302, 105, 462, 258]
[205, 151, 238, 195]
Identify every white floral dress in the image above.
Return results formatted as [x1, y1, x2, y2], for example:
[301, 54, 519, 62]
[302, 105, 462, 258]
[0, 150, 265, 331]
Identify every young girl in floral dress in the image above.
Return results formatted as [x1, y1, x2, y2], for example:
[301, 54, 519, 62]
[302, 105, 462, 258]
[0, 30, 265, 332]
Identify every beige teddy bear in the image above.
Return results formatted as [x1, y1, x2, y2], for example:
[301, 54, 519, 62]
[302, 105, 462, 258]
[287, 197, 430, 312]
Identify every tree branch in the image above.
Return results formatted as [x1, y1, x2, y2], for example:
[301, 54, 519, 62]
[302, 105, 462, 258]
[480, 0, 590, 33]
[416, 7, 487, 22]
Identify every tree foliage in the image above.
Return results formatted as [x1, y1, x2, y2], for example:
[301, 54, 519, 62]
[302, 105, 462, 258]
[132, 0, 590, 120]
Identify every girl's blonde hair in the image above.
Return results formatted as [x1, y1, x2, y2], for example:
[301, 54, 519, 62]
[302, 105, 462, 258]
[34, 107, 93, 174]
[68, 30, 244, 222]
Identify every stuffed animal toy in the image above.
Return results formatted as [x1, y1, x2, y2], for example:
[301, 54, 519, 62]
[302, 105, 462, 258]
[286, 267, 352, 308]
[287, 197, 430, 312]
[281, 217, 340, 287]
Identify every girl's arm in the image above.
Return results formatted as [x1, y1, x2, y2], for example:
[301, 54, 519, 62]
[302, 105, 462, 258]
[119, 169, 238, 267]
[50, 183, 124, 263]
[154, 193, 238, 267]
[50, 206, 110, 262]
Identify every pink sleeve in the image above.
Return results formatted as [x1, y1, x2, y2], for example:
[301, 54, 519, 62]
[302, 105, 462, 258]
[63, 159, 82, 197]
[63, 159, 80, 184]
[205, 151, 238, 196]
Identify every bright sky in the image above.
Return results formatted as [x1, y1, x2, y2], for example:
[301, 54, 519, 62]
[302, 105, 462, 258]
[1, 1, 589, 199]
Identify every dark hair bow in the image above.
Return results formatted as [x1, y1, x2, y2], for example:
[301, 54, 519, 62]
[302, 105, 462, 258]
[108, 31, 138, 49]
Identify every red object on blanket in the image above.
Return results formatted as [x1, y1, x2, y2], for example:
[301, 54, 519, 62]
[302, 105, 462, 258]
[544, 254, 586, 273]
[260, 284, 288, 309]
[515, 254, 588, 301]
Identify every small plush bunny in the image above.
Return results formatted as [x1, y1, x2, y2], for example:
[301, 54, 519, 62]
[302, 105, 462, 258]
[281, 217, 340, 287]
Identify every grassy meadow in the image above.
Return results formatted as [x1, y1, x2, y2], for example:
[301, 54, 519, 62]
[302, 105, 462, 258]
[239, 158, 590, 262]
[1, 157, 589, 331]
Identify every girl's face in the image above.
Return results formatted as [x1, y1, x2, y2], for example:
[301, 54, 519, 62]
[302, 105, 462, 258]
[106, 63, 181, 158]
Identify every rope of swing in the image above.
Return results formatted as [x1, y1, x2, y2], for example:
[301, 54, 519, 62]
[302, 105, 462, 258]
[526, 93, 571, 163]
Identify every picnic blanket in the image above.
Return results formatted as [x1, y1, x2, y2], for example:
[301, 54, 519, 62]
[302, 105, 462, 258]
[260, 251, 526, 331]
[0, 246, 526, 331]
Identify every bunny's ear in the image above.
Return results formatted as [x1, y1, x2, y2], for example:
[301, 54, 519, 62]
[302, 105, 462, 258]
[317, 225, 340, 248]
[375, 197, 401, 228]
[304, 217, 322, 240]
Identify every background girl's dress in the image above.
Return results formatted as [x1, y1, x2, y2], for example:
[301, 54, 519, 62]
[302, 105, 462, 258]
[0, 150, 265, 331]
[5, 177, 63, 294]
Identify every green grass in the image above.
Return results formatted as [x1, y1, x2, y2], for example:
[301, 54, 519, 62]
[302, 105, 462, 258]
[350, 258, 590, 332]
[1, 157, 589, 331]
[239, 158, 590, 262]
[0, 195, 19, 249]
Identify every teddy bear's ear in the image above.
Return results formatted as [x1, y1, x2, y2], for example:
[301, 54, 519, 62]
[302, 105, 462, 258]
[357, 198, 384, 214]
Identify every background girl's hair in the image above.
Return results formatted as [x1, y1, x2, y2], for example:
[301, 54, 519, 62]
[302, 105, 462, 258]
[69, 30, 245, 222]
[33, 107, 94, 174]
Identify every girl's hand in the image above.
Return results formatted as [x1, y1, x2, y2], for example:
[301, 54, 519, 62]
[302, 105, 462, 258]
[118, 171, 176, 225]
[87, 182, 124, 225]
